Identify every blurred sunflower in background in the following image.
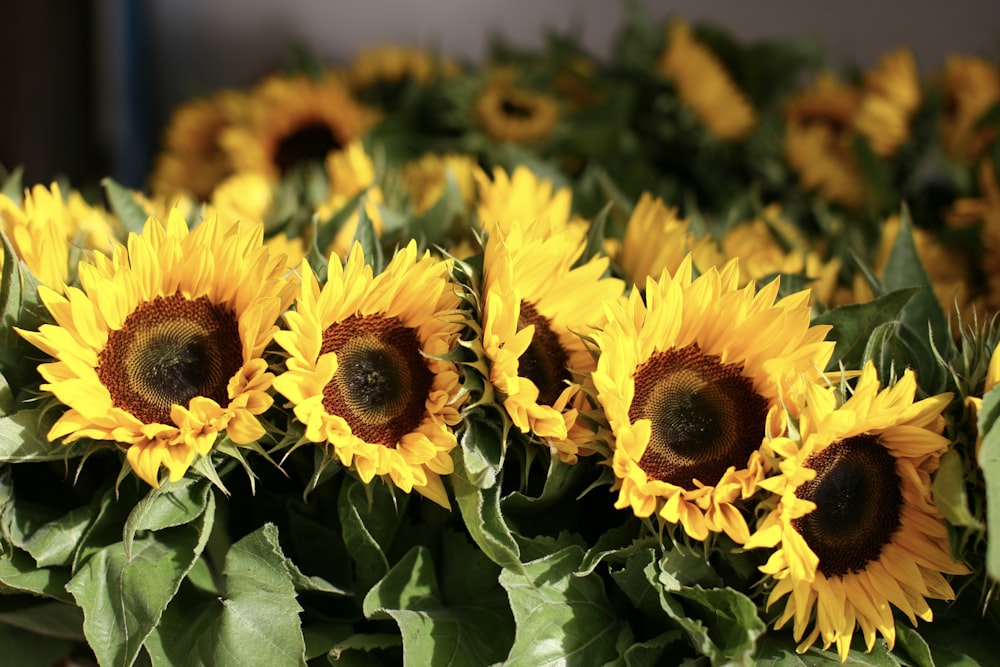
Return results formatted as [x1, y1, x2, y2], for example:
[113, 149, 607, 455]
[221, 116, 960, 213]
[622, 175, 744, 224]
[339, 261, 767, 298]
[475, 67, 561, 145]
[853, 48, 921, 157]
[938, 54, 1000, 162]
[747, 363, 968, 660]
[17, 212, 296, 487]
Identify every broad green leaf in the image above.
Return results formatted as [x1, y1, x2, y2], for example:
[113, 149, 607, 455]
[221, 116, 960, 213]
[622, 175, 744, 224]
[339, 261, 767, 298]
[931, 448, 982, 529]
[67, 491, 214, 667]
[144, 523, 306, 667]
[0, 370, 12, 416]
[576, 200, 613, 267]
[0, 595, 84, 639]
[123, 478, 211, 559]
[0, 409, 67, 462]
[351, 197, 386, 275]
[622, 631, 685, 667]
[451, 454, 523, 573]
[302, 620, 355, 660]
[457, 408, 504, 489]
[20, 496, 101, 567]
[0, 623, 76, 667]
[499, 545, 629, 667]
[610, 549, 666, 617]
[892, 623, 935, 667]
[0, 227, 24, 352]
[102, 178, 149, 235]
[646, 550, 764, 664]
[0, 546, 73, 602]
[327, 633, 403, 666]
[576, 519, 651, 576]
[364, 541, 514, 667]
[978, 383, 1000, 581]
[338, 475, 406, 598]
[882, 205, 954, 357]
[811, 287, 920, 371]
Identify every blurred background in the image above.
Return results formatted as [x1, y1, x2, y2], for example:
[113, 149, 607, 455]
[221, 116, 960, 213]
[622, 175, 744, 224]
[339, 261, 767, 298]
[2, 0, 998, 192]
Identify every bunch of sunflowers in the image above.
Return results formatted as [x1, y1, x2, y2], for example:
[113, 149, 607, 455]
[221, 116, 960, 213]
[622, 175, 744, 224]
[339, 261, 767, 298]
[3, 7, 1000, 666]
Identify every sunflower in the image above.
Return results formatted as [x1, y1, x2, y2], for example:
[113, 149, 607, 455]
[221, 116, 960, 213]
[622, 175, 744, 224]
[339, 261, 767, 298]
[208, 171, 275, 227]
[657, 20, 757, 140]
[482, 221, 625, 463]
[721, 204, 841, 304]
[0, 183, 120, 290]
[272, 242, 464, 507]
[782, 74, 866, 209]
[939, 54, 1000, 162]
[592, 256, 834, 542]
[474, 165, 581, 239]
[315, 140, 386, 259]
[150, 89, 246, 200]
[219, 73, 381, 180]
[853, 49, 921, 157]
[616, 191, 723, 288]
[17, 211, 296, 487]
[402, 152, 477, 215]
[348, 43, 460, 92]
[746, 363, 968, 660]
[475, 68, 561, 145]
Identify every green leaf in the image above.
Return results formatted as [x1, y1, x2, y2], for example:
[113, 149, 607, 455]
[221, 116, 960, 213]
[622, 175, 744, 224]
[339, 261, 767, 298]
[753, 631, 905, 665]
[352, 198, 386, 275]
[0, 165, 24, 203]
[457, 408, 504, 489]
[610, 549, 667, 617]
[144, 524, 306, 667]
[882, 205, 955, 358]
[66, 491, 214, 667]
[499, 545, 630, 667]
[451, 452, 523, 573]
[0, 546, 73, 602]
[931, 448, 982, 530]
[0, 409, 68, 462]
[0, 595, 84, 639]
[576, 200, 613, 267]
[645, 550, 764, 664]
[0, 623, 76, 667]
[123, 478, 211, 559]
[576, 518, 651, 576]
[0, 227, 25, 352]
[315, 189, 367, 264]
[622, 631, 685, 667]
[328, 633, 403, 665]
[892, 623, 935, 667]
[811, 287, 920, 371]
[338, 474, 406, 598]
[363, 540, 514, 667]
[20, 496, 101, 568]
[102, 178, 149, 235]
[978, 383, 1000, 581]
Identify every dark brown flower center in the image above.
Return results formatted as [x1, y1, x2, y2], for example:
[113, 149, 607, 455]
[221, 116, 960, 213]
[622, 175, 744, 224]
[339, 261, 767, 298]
[274, 121, 342, 175]
[97, 293, 243, 425]
[628, 343, 768, 490]
[793, 434, 903, 578]
[500, 96, 536, 120]
[517, 300, 572, 406]
[320, 314, 433, 447]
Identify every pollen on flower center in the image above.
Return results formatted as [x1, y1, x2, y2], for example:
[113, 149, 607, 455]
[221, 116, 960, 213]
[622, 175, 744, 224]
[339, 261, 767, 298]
[517, 300, 572, 406]
[274, 122, 342, 175]
[793, 434, 903, 577]
[629, 343, 768, 489]
[321, 313, 433, 446]
[97, 293, 243, 425]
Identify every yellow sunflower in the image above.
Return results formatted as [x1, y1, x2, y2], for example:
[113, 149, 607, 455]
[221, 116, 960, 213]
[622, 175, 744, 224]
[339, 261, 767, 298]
[783, 74, 866, 209]
[657, 20, 757, 140]
[402, 152, 477, 215]
[475, 68, 561, 145]
[939, 54, 1000, 162]
[592, 256, 834, 543]
[220, 73, 381, 180]
[315, 140, 386, 259]
[0, 183, 120, 290]
[272, 242, 464, 508]
[17, 211, 296, 487]
[482, 221, 625, 463]
[474, 165, 583, 239]
[348, 44, 460, 91]
[721, 204, 841, 305]
[746, 363, 968, 661]
[616, 192, 723, 288]
[853, 49, 921, 157]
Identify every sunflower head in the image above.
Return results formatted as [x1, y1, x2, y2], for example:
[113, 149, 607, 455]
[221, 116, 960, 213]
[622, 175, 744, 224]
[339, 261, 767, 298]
[220, 73, 381, 180]
[402, 152, 477, 216]
[474, 165, 577, 239]
[853, 48, 921, 157]
[17, 211, 296, 487]
[592, 255, 834, 543]
[481, 220, 625, 463]
[784, 121, 867, 209]
[657, 21, 757, 140]
[939, 54, 1000, 162]
[150, 89, 247, 200]
[747, 363, 968, 661]
[272, 242, 465, 508]
[474, 68, 561, 145]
